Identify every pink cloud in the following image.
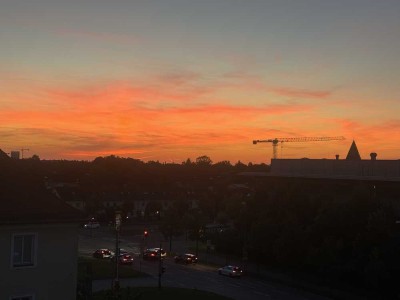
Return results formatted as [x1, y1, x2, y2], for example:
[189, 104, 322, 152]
[56, 29, 139, 45]
[328, 118, 400, 156]
[270, 87, 331, 99]
[158, 71, 203, 86]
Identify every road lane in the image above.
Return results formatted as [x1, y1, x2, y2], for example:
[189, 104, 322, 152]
[80, 229, 332, 300]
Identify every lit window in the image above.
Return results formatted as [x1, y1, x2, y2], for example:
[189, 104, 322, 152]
[12, 234, 36, 268]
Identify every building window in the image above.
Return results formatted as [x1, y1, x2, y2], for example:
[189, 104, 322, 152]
[12, 234, 37, 268]
[10, 295, 34, 300]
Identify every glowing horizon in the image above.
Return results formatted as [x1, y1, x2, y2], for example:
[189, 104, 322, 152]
[1, 1, 399, 163]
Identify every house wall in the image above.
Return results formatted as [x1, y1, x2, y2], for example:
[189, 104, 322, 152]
[0, 222, 79, 300]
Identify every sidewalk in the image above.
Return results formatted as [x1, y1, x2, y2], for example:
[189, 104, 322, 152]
[92, 276, 158, 292]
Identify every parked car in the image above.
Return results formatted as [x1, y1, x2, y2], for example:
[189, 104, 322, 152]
[93, 248, 114, 259]
[218, 265, 243, 277]
[143, 248, 166, 260]
[84, 221, 100, 229]
[174, 253, 198, 264]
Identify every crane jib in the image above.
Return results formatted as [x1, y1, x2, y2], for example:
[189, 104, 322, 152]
[252, 136, 345, 159]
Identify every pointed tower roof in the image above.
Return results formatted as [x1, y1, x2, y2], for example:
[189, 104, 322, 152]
[346, 140, 361, 160]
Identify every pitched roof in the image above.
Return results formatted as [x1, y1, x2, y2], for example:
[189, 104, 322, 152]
[0, 149, 10, 161]
[0, 165, 85, 225]
[346, 140, 362, 160]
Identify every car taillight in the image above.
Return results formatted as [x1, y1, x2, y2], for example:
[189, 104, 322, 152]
[151, 253, 155, 256]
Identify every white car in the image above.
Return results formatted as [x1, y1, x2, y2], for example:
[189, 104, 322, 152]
[84, 221, 100, 229]
[218, 265, 243, 277]
[93, 248, 114, 259]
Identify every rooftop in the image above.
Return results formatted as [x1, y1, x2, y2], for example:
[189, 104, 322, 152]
[0, 160, 84, 225]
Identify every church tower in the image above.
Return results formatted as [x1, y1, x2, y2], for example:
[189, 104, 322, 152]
[346, 140, 361, 160]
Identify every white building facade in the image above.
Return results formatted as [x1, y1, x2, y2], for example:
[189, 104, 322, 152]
[0, 222, 79, 300]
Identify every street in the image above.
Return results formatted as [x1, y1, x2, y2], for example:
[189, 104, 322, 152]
[79, 226, 332, 300]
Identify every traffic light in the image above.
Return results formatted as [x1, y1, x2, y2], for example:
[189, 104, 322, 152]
[144, 230, 148, 238]
[161, 266, 166, 274]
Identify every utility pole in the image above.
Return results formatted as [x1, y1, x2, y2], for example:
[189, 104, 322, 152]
[20, 148, 29, 159]
[113, 211, 121, 293]
[158, 242, 165, 290]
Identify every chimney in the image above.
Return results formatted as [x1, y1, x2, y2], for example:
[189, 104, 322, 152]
[335, 154, 339, 160]
[370, 152, 377, 161]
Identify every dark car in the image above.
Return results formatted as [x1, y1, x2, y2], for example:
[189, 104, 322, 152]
[143, 248, 166, 260]
[117, 253, 134, 265]
[93, 249, 114, 259]
[110, 249, 133, 265]
[174, 253, 198, 264]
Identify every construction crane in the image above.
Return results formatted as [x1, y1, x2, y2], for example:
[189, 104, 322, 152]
[20, 148, 29, 159]
[253, 136, 345, 159]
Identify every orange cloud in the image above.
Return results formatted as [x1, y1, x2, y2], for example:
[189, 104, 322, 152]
[328, 118, 400, 158]
[1, 78, 321, 161]
[6, 76, 396, 163]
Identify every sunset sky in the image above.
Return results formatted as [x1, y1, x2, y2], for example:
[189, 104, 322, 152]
[1, 0, 399, 163]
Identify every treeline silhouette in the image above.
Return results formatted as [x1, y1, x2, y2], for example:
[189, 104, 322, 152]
[1, 154, 399, 298]
[222, 178, 400, 298]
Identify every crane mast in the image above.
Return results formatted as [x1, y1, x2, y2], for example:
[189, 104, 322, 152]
[20, 148, 29, 159]
[253, 136, 345, 160]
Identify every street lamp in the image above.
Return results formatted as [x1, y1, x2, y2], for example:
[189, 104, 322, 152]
[241, 201, 248, 271]
[113, 211, 121, 292]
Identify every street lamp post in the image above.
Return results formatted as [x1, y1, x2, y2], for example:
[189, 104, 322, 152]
[113, 211, 121, 292]
[241, 201, 248, 272]
[158, 242, 165, 290]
